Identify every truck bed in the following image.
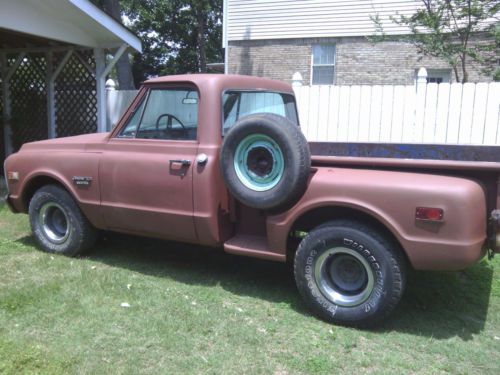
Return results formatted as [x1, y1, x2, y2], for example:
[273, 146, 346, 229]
[309, 142, 500, 213]
[310, 142, 500, 172]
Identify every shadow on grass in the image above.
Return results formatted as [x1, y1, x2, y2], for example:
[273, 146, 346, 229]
[93, 232, 305, 305]
[383, 262, 493, 340]
[16, 232, 494, 340]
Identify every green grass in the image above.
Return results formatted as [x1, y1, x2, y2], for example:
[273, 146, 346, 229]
[0, 201, 499, 374]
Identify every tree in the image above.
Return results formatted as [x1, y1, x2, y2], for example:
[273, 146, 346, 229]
[92, 0, 136, 89]
[371, 0, 500, 82]
[120, 0, 223, 85]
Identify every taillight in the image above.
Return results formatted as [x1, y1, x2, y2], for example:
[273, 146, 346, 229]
[416, 207, 444, 222]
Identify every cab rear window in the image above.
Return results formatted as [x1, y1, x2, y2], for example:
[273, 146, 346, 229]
[222, 91, 298, 134]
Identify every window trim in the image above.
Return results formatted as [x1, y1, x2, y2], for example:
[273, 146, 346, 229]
[310, 44, 336, 85]
[114, 84, 200, 142]
[116, 89, 149, 139]
[220, 89, 300, 135]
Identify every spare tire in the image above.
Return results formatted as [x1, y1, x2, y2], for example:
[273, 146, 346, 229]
[220, 113, 311, 211]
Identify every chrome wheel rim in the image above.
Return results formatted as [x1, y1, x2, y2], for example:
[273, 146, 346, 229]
[39, 202, 69, 244]
[314, 247, 374, 307]
[233, 134, 284, 192]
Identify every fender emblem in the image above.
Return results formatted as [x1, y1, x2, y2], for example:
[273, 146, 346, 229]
[72, 176, 92, 187]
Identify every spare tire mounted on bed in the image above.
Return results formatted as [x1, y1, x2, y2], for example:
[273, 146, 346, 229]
[220, 113, 311, 211]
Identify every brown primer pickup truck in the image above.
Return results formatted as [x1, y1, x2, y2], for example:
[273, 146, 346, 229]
[4, 74, 500, 327]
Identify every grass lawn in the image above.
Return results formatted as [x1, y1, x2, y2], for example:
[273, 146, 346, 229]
[0, 199, 499, 374]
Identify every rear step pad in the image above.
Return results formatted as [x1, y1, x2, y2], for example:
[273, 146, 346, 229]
[224, 234, 285, 262]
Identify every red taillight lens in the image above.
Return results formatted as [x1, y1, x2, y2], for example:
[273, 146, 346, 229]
[416, 207, 444, 221]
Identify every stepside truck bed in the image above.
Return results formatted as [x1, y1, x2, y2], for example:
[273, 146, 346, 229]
[309, 142, 500, 254]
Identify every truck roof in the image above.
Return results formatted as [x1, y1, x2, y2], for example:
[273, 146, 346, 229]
[144, 74, 294, 95]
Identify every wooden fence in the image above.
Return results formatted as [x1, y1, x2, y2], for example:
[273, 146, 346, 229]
[294, 82, 500, 145]
[107, 82, 500, 146]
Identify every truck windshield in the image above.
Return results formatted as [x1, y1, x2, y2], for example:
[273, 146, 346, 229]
[222, 91, 298, 135]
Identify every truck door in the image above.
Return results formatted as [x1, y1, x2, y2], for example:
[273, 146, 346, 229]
[99, 86, 199, 242]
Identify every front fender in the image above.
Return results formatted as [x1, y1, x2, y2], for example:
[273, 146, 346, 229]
[4, 151, 104, 228]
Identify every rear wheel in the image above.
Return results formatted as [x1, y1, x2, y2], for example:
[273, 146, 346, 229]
[29, 185, 97, 256]
[294, 220, 406, 327]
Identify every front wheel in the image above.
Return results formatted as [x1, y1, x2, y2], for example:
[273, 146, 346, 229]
[294, 220, 406, 327]
[29, 185, 97, 256]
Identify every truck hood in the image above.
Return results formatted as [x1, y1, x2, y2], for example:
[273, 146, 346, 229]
[20, 132, 110, 152]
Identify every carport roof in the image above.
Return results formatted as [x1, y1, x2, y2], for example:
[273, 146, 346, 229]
[0, 0, 141, 52]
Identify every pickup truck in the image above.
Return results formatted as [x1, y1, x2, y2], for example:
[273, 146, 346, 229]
[4, 74, 500, 327]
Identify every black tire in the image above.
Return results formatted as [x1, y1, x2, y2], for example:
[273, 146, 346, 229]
[220, 113, 310, 212]
[29, 184, 97, 256]
[294, 220, 406, 327]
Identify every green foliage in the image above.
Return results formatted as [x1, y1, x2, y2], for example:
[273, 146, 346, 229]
[371, 0, 500, 82]
[90, 0, 223, 85]
[121, 0, 223, 85]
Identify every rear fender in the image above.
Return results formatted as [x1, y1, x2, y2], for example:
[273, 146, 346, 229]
[267, 167, 487, 270]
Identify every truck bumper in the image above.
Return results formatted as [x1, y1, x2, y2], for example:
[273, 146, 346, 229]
[4, 194, 18, 213]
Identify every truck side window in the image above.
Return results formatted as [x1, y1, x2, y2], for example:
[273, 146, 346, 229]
[222, 91, 298, 134]
[119, 88, 199, 141]
[119, 97, 146, 137]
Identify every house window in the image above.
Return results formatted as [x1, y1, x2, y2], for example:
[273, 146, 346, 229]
[416, 69, 451, 84]
[311, 44, 336, 85]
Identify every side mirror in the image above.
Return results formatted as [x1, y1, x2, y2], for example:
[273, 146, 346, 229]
[182, 98, 198, 104]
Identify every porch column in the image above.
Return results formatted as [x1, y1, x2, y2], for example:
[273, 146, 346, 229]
[94, 48, 107, 133]
[94, 44, 128, 132]
[46, 50, 73, 139]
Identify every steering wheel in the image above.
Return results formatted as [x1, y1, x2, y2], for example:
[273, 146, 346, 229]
[155, 113, 186, 131]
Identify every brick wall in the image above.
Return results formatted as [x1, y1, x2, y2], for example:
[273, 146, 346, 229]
[228, 36, 493, 85]
[228, 38, 313, 83]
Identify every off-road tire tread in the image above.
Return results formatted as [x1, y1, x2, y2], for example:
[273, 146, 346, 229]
[294, 219, 406, 328]
[29, 184, 97, 256]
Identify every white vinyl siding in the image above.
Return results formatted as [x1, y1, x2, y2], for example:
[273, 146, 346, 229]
[225, 0, 420, 42]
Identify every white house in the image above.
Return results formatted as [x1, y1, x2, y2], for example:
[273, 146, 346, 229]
[223, 0, 495, 85]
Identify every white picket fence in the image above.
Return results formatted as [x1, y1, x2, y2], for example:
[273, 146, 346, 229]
[294, 82, 500, 145]
[107, 82, 500, 145]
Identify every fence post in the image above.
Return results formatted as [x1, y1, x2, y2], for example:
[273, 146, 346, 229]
[106, 79, 117, 91]
[414, 67, 428, 142]
[292, 72, 303, 87]
[416, 67, 428, 87]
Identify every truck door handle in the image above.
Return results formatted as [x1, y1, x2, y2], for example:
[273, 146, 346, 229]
[169, 159, 191, 166]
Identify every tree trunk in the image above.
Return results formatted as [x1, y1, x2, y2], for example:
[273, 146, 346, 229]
[103, 0, 136, 89]
[461, 55, 469, 83]
[197, 12, 207, 73]
[452, 64, 460, 83]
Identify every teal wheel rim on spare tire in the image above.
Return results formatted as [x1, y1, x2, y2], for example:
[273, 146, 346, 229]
[233, 133, 285, 191]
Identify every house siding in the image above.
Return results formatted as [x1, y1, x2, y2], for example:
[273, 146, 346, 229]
[228, 37, 493, 85]
[225, 0, 419, 41]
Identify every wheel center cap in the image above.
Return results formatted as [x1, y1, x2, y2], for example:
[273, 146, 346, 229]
[247, 147, 273, 177]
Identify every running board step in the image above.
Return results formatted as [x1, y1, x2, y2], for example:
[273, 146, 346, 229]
[224, 234, 285, 262]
